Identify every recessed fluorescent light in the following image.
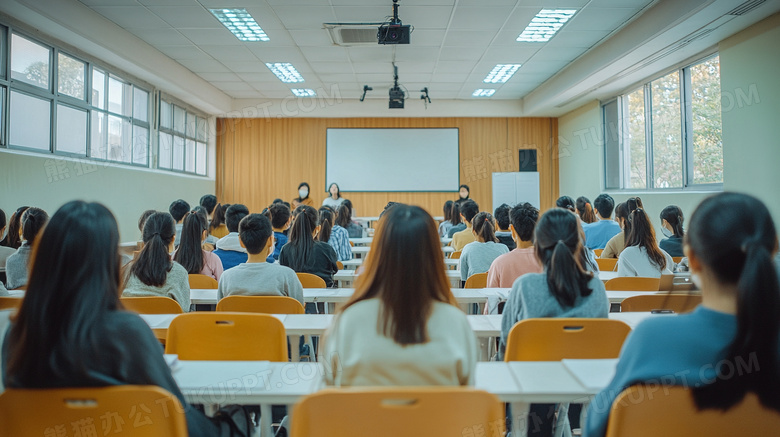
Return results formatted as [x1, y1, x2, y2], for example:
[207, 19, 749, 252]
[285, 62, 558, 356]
[292, 89, 316, 97]
[209, 8, 269, 42]
[483, 64, 521, 84]
[265, 63, 305, 83]
[472, 89, 496, 97]
[516, 9, 577, 42]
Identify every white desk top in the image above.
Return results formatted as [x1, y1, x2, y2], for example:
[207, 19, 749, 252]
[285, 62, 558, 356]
[191, 288, 500, 306]
[339, 258, 459, 269]
[334, 269, 461, 281]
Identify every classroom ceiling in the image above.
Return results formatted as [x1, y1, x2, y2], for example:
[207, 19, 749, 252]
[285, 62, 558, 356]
[76, 0, 657, 101]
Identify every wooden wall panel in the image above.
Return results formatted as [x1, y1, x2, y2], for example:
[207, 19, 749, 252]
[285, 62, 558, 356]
[216, 117, 558, 217]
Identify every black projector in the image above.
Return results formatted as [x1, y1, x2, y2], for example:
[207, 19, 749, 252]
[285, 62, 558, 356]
[389, 86, 405, 108]
[378, 24, 410, 44]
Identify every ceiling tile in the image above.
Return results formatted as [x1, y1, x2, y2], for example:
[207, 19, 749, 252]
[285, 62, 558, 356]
[401, 6, 455, 29]
[530, 46, 585, 62]
[353, 63, 390, 74]
[393, 47, 440, 62]
[246, 46, 308, 64]
[439, 46, 488, 62]
[147, 6, 221, 28]
[270, 6, 337, 30]
[347, 46, 394, 63]
[138, 0, 197, 5]
[80, 0, 145, 5]
[91, 6, 172, 30]
[178, 28, 241, 45]
[443, 30, 497, 47]
[222, 61, 273, 73]
[308, 62, 353, 74]
[449, 6, 516, 30]
[565, 8, 640, 32]
[544, 30, 611, 48]
[395, 61, 436, 73]
[176, 58, 230, 73]
[432, 72, 470, 83]
[332, 6, 389, 22]
[408, 30, 447, 46]
[199, 45, 256, 62]
[134, 28, 191, 46]
[155, 45, 208, 60]
[289, 30, 334, 47]
[300, 46, 350, 62]
[316, 73, 357, 82]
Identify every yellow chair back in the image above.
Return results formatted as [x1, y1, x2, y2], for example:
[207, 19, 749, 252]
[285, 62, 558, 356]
[505, 318, 631, 361]
[188, 274, 217, 289]
[621, 294, 701, 313]
[605, 277, 660, 291]
[217, 295, 305, 314]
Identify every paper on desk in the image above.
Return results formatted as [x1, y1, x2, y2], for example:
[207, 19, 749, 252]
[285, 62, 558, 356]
[562, 359, 619, 391]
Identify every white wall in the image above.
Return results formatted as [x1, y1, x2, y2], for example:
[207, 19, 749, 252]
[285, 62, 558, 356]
[0, 151, 215, 241]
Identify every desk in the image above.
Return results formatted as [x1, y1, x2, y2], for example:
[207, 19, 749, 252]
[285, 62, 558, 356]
[599, 271, 618, 282]
[351, 245, 454, 259]
[348, 237, 372, 246]
[339, 257, 459, 270]
[334, 269, 462, 288]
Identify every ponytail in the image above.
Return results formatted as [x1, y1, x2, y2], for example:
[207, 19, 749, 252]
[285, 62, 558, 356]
[472, 212, 497, 243]
[130, 212, 175, 287]
[209, 203, 228, 233]
[318, 208, 334, 243]
[576, 196, 597, 224]
[286, 205, 318, 271]
[660, 205, 685, 238]
[626, 208, 667, 271]
[21, 207, 49, 243]
[173, 211, 206, 274]
[623, 197, 644, 245]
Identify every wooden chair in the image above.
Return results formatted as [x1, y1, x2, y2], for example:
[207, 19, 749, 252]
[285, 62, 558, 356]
[164, 312, 287, 361]
[449, 250, 462, 259]
[188, 273, 217, 289]
[672, 256, 684, 263]
[605, 385, 780, 437]
[0, 385, 187, 437]
[605, 277, 660, 291]
[121, 296, 183, 314]
[217, 295, 305, 314]
[621, 294, 701, 313]
[337, 261, 344, 270]
[593, 249, 604, 257]
[296, 272, 326, 288]
[464, 272, 488, 288]
[596, 258, 618, 272]
[0, 297, 23, 311]
[291, 388, 505, 437]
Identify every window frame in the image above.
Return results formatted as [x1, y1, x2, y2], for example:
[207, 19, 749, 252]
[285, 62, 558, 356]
[157, 95, 208, 176]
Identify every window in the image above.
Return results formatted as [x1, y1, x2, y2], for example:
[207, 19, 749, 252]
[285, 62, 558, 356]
[57, 53, 85, 100]
[604, 55, 722, 190]
[11, 33, 50, 89]
[10, 90, 50, 150]
[158, 98, 208, 176]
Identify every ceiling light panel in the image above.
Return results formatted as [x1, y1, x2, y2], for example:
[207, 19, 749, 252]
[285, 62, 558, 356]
[516, 9, 578, 42]
[483, 64, 521, 83]
[266, 63, 305, 83]
[292, 89, 316, 97]
[210, 8, 270, 42]
[472, 89, 496, 97]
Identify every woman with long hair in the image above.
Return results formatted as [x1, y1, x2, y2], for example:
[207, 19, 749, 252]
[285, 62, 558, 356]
[318, 207, 352, 262]
[576, 196, 597, 224]
[459, 212, 509, 282]
[447, 202, 465, 238]
[601, 197, 643, 259]
[322, 182, 345, 210]
[123, 212, 191, 311]
[617, 208, 674, 277]
[336, 201, 363, 238]
[322, 204, 477, 386]
[438, 200, 454, 238]
[659, 205, 685, 257]
[279, 205, 338, 287]
[5, 207, 48, 290]
[586, 192, 780, 436]
[209, 203, 230, 239]
[0, 206, 29, 249]
[173, 209, 224, 280]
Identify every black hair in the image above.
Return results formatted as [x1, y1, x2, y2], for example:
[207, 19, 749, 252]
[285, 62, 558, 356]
[21, 207, 49, 243]
[269, 203, 291, 230]
[494, 203, 511, 231]
[443, 200, 454, 222]
[689, 193, 780, 412]
[623, 197, 644, 243]
[0, 209, 6, 232]
[660, 205, 685, 238]
[239, 213, 273, 255]
[172, 210, 207, 275]
[199, 195, 217, 215]
[472, 212, 497, 243]
[210, 203, 229, 233]
[459, 199, 479, 223]
[336, 203, 352, 228]
[168, 199, 190, 223]
[318, 207, 335, 243]
[594, 194, 615, 219]
[272, 198, 284, 204]
[534, 208, 594, 308]
[626, 208, 667, 271]
[225, 204, 249, 233]
[285, 205, 319, 271]
[6, 201, 121, 386]
[576, 196, 597, 224]
[296, 182, 311, 201]
[450, 202, 462, 227]
[1, 206, 29, 249]
[509, 202, 539, 242]
[130, 212, 175, 287]
[458, 184, 470, 199]
[614, 202, 628, 225]
[327, 182, 341, 199]
[379, 202, 400, 220]
[138, 209, 156, 233]
[556, 196, 575, 212]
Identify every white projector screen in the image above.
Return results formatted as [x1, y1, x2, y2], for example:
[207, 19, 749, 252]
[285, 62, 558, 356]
[326, 128, 459, 192]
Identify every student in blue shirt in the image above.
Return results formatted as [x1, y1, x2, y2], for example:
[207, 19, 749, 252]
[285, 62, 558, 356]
[582, 194, 622, 250]
[268, 203, 291, 262]
[213, 204, 249, 270]
[585, 192, 780, 437]
[318, 207, 352, 262]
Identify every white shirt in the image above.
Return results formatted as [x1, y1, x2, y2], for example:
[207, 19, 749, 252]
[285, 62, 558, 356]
[617, 246, 674, 278]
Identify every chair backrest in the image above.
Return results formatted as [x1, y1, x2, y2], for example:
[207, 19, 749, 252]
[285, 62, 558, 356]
[605, 385, 780, 437]
[296, 272, 326, 288]
[605, 277, 660, 291]
[121, 297, 183, 314]
[450, 250, 463, 260]
[0, 296, 23, 311]
[188, 274, 218, 289]
[464, 272, 488, 288]
[217, 295, 305, 314]
[164, 312, 287, 361]
[337, 261, 344, 270]
[291, 388, 505, 437]
[672, 256, 684, 263]
[0, 385, 187, 437]
[596, 258, 618, 272]
[504, 318, 631, 361]
[621, 294, 701, 313]
[593, 249, 604, 257]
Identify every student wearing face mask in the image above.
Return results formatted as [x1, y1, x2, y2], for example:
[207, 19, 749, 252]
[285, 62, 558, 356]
[293, 182, 314, 208]
[659, 205, 685, 257]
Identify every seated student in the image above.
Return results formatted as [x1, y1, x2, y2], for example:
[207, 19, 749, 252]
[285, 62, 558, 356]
[209, 203, 230, 239]
[279, 205, 338, 288]
[0, 206, 29, 249]
[618, 208, 674, 277]
[601, 197, 642, 259]
[450, 199, 480, 251]
[322, 204, 477, 386]
[1, 201, 225, 437]
[268, 203, 292, 262]
[336, 201, 363, 239]
[137, 209, 156, 239]
[318, 207, 352, 262]
[0, 281, 7, 296]
[556, 195, 575, 212]
[213, 204, 250, 270]
[576, 196, 598, 224]
[586, 192, 780, 437]
[438, 200, 455, 238]
[583, 194, 622, 250]
[322, 183, 346, 210]
[494, 203, 516, 251]
[487, 202, 543, 288]
[659, 205, 685, 257]
[6, 208, 48, 290]
[168, 199, 190, 248]
[172, 210, 223, 281]
[446, 202, 464, 238]
[199, 195, 220, 246]
[217, 213, 304, 305]
[293, 182, 314, 208]
[459, 212, 509, 282]
[0, 210, 17, 273]
[123, 212, 191, 312]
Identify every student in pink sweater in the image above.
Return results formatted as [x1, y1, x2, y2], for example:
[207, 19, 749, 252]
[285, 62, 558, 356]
[486, 202, 543, 288]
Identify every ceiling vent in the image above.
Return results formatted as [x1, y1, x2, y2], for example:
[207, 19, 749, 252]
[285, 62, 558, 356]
[727, 0, 766, 15]
[324, 23, 385, 46]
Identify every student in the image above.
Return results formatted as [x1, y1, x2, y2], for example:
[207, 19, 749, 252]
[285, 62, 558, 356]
[5, 208, 48, 290]
[292, 182, 314, 208]
[168, 199, 190, 247]
[556, 196, 575, 212]
[217, 213, 303, 305]
[336, 201, 363, 239]
[487, 202, 543, 288]
[601, 197, 642, 259]
[172, 210, 223, 281]
[493, 203, 516, 251]
[213, 204, 250, 270]
[586, 193, 780, 437]
[583, 194, 622, 250]
[450, 200, 479, 251]
[318, 207, 352, 262]
[659, 205, 685, 257]
[137, 209, 156, 237]
[0, 210, 16, 273]
[460, 212, 509, 282]
[446, 202, 464, 238]
[576, 196, 597, 224]
[617, 208, 674, 277]
[458, 184, 470, 201]
[209, 203, 230, 239]
[322, 183, 345, 210]
[199, 194, 217, 220]
[1, 201, 226, 436]
[123, 212, 191, 312]
[438, 200, 454, 238]
[322, 204, 477, 386]
[0, 206, 29, 249]
[279, 205, 338, 288]
[191, 206, 218, 249]
[268, 202, 292, 261]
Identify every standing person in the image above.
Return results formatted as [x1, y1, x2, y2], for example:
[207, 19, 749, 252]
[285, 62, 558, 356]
[583, 194, 622, 250]
[458, 184, 470, 201]
[322, 204, 477, 386]
[5, 208, 48, 290]
[438, 200, 455, 238]
[450, 200, 479, 251]
[0, 206, 29, 249]
[659, 205, 685, 257]
[586, 193, 780, 437]
[173, 210, 224, 281]
[617, 208, 674, 277]
[322, 183, 345, 210]
[168, 199, 190, 247]
[279, 205, 338, 288]
[459, 212, 509, 283]
[318, 207, 352, 262]
[493, 203, 516, 251]
[487, 202, 543, 288]
[576, 196, 597, 224]
[293, 182, 314, 208]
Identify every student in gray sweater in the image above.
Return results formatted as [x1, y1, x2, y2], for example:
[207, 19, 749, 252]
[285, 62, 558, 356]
[218, 213, 304, 305]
